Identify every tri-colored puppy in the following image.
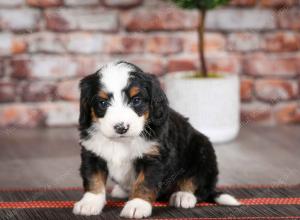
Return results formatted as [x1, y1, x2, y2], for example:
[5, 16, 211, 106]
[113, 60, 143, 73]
[73, 61, 240, 218]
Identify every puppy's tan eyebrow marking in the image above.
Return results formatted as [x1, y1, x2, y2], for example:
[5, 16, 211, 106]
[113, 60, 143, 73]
[129, 86, 140, 97]
[99, 91, 109, 99]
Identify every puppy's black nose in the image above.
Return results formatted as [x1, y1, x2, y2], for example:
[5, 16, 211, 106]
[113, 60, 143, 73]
[114, 122, 129, 134]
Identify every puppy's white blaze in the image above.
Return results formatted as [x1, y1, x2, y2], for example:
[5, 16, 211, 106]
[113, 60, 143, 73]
[215, 194, 241, 206]
[73, 192, 106, 216]
[100, 61, 132, 95]
[120, 198, 152, 219]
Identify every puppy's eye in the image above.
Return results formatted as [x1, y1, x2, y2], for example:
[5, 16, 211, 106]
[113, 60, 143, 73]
[99, 100, 109, 109]
[131, 96, 142, 107]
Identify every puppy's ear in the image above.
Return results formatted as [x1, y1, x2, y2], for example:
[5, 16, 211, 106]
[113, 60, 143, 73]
[148, 75, 169, 126]
[79, 72, 99, 130]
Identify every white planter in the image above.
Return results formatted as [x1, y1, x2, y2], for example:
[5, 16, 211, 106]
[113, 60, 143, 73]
[164, 72, 240, 143]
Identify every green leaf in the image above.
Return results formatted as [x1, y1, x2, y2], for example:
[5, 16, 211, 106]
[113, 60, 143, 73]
[170, 0, 230, 10]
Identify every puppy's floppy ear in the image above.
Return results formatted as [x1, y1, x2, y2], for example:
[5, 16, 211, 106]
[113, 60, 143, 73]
[79, 72, 99, 130]
[148, 74, 169, 126]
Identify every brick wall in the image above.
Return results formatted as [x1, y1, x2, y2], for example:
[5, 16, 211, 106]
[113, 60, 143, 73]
[0, 0, 299, 128]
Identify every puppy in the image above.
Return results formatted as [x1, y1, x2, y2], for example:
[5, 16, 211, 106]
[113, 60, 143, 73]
[73, 61, 240, 218]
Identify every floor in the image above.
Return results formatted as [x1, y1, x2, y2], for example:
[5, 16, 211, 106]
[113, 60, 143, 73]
[0, 125, 299, 189]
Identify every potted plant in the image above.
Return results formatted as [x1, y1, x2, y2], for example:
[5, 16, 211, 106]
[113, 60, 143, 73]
[164, 0, 240, 143]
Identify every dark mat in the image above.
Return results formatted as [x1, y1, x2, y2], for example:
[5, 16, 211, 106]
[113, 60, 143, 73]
[0, 185, 299, 220]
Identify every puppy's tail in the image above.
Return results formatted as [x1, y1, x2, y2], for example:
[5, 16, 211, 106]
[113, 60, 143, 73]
[206, 191, 241, 206]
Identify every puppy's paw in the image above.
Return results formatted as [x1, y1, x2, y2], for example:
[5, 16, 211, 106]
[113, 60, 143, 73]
[73, 192, 106, 216]
[169, 191, 197, 209]
[120, 198, 152, 219]
[111, 184, 128, 199]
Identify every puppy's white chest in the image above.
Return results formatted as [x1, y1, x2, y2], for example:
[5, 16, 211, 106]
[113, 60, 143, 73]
[107, 160, 135, 191]
[81, 132, 156, 190]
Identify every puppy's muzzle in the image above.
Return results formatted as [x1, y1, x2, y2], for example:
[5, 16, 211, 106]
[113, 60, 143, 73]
[114, 122, 130, 134]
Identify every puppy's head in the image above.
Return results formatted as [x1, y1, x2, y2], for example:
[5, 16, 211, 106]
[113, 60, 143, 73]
[79, 61, 168, 139]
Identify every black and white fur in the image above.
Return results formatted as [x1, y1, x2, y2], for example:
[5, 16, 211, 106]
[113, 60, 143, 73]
[73, 61, 240, 218]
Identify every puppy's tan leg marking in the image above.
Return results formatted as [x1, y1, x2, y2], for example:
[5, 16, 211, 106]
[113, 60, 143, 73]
[73, 171, 107, 216]
[169, 178, 197, 209]
[177, 178, 197, 193]
[130, 171, 157, 202]
[87, 171, 107, 194]
[120, 171, 156, 218]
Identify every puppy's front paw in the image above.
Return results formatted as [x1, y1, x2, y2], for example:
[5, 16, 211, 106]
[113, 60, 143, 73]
[169, 191, 197, 209]
[120, 198, 152, 219]
[73, 192, 106, 216]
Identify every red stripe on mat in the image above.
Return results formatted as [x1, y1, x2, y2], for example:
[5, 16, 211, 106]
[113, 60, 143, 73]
[152, 217, 300, 220]
[155, 218, 300, 220]
[0, 198, 300, 209]
[0, 184, 298, 192]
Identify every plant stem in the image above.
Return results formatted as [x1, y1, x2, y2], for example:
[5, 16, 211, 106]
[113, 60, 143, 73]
[198, 9, 207, 78]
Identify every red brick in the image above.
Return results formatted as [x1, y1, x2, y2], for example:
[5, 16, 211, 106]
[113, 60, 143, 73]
[0, 0, 25, 7]
[260, 0, 297, 7]
[11, 56, 79, 79]
[255, 79, 298, 103]
[0, 81, 16, 102]
[103, 0, 142, 8]
[105, 35, 144, 54]
[277, 8, 300, 30]
[64, 0, 99, 6]
[241, 102, 273, 124]
[127, 57, 165, 75]
[263, 32, 300, 52]
[26, 0, 63, 7]
[207, 54, 240, 74]
[168, 55, 240, 74]
[76, 56, 101, 77]
[145, 35, 182, 55]
[0, 60, 4, 77]
[240, 79, 253, 102]
[275, 103, 300, 124]
[0, 104, 45, 128]
[243, 53, 299, 77]
[207, 9, 276, 30]
[10, 58, 30, 79]
[39, 102, 79, 126]
[28, 32, 66, 53]
[0, 34, 27, 56]
[183, 33, 225, 53]
[0, 9, 40, 31]
[167, 58, 197, 73]
[45, 8, 118, 32]
[122, 8, 198, 31]
[56, 79, 80, 101]
[229, 0, 256, 6]
[227, 32, 261, 51]
[65, 33, 105, 54]
[21, 81, 56, 102]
